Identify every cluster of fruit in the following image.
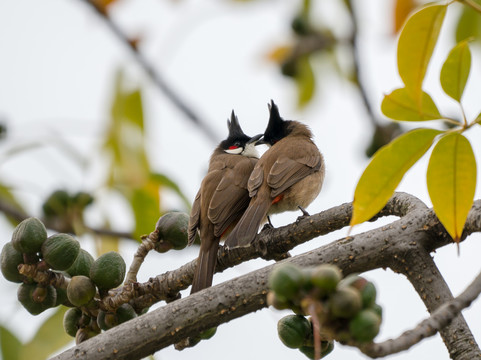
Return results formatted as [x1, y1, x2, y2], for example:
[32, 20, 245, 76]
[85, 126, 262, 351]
[268, 263, 382, 358]
[42, 190, 94, 219]
[0, 217, 128, 343]
[276, 314, 334, 359]
[1, 211, 195, 344]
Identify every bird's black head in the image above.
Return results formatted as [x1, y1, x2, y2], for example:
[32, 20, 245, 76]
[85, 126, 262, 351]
[260, 100, 290, 146]
[220, 110, 261, 156]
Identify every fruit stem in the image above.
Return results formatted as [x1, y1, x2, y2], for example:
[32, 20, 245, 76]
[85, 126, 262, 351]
[308, 302, 321, 360]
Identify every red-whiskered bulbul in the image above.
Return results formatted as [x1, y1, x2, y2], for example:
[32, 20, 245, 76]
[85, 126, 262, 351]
[225, 100, 325, 248]
[189, 112, 262, 293]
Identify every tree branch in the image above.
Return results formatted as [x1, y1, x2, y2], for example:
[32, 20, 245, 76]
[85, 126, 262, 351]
[389, 244, 480, 359]
[362, 265, 481, 358]
[51, 194, 481, 360]
[103, 192, 422, 311]
[79, 0, 218, 143]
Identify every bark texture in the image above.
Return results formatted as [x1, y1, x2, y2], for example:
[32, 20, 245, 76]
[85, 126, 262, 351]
[50, 193, 481, 360]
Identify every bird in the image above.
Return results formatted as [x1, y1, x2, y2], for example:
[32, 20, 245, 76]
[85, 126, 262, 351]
[188, 111, 262, 293]
[225, 100, 325, 248]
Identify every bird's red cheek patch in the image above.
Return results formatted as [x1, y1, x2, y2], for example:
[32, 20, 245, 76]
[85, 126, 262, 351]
[272, 195, 283, 205]
[228, 146, 238, 150]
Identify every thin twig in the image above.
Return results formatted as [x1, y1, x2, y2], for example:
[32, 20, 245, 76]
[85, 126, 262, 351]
[124, 232, 158, 284]
[361, 266, 481, 358]
[79, 0, 218, 143]
[345, 0, 378, 127]
[0, 198, 134, 239]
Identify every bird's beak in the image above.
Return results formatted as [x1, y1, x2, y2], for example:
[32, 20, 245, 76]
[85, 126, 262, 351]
[247, 134, 263, 145]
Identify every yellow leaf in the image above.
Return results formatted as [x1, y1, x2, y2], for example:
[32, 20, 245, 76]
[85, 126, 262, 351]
[91, 0, 118, 13]
[393, 0, 416, 34]
[440, 40, 471, 102]
[456, 3, 481, 43]
[266, 45, 292, 64]
[381, 87, 441, 121]
[131, 180, 161, 239]
[295, 55, 315, 107]
[351, 128, 441, 226]
[96, 233, 120, 255]
[427, 133, 477, 242]
[397, 4, 446, 103]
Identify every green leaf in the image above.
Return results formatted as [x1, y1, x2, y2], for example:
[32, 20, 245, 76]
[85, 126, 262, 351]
[123, 90, 144, 129]
[20, 306, 72, 360]
[295, 55, 315, 107]
[427, 133, 477, 242]
[456, 3, 481, 44]
[151, 172, 191, 210]
[0, 183, 26, 226]
[0, 325, 22, 360]
[397, 4, 446, 102]
[381, 87, 441, 121]
[105, 69, 147, 175]
[111, 70, 144, 130]
[475, 112, 481, 126]
[131, 183, 160, 239]
[440, 40, 471, 102]
[351, 128, 442, 226]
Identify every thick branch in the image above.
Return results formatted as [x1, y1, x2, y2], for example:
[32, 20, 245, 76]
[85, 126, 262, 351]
[105, 192, 422, 310]
[362, 265, 481, 357]
[363, 257, 481, 358]
[51, 194, 481, 359]
[389, 245, 479, 359]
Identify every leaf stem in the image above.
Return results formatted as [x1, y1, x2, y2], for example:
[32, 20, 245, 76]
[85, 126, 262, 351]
[442, 117, 463, 126]
[308, 302, 322, 360]
[460, 103, 469, 128]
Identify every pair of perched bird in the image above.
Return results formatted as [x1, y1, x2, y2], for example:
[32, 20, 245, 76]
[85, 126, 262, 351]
[188, 100, 325, 293]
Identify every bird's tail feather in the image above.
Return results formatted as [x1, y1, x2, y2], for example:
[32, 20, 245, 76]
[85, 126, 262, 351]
[225, 198, 270, 248]
[191, 239, 219, 294]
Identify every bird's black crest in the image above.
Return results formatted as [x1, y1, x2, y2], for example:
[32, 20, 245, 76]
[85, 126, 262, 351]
[220, 110, 251, 150]
[227, 110, 247, 139]
[263, 100, 289, 145]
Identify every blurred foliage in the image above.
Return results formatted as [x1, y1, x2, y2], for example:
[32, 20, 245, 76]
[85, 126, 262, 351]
[0, 184, 26, 226]
[456, 0, 481, 43]
[103, 70, 190, 241]
[0, 123, 6, 140]
[0, 307, 71, 360]
[19, 307, 71, 359]
[0, 325, 21, 360]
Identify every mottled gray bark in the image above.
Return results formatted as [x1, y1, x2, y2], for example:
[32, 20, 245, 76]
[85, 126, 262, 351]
[51, 193, 481, 360]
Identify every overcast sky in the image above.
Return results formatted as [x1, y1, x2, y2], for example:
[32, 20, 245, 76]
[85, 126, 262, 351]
[0, 1, 480, 359]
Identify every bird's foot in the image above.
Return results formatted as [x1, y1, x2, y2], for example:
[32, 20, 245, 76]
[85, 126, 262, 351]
[261, 215, 274, 231]
[273, 251, 291, 261]
[296, 206, 310, 222]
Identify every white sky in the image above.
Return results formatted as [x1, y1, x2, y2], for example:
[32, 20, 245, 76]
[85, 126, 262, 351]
[0, 0, 480, 360]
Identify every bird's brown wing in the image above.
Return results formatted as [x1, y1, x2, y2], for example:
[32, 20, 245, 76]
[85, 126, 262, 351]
[208, 157, 255, 238]
[188, 190, 201, 245]
[247, 164, 264, 198]
[268, 147, 322, 198]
